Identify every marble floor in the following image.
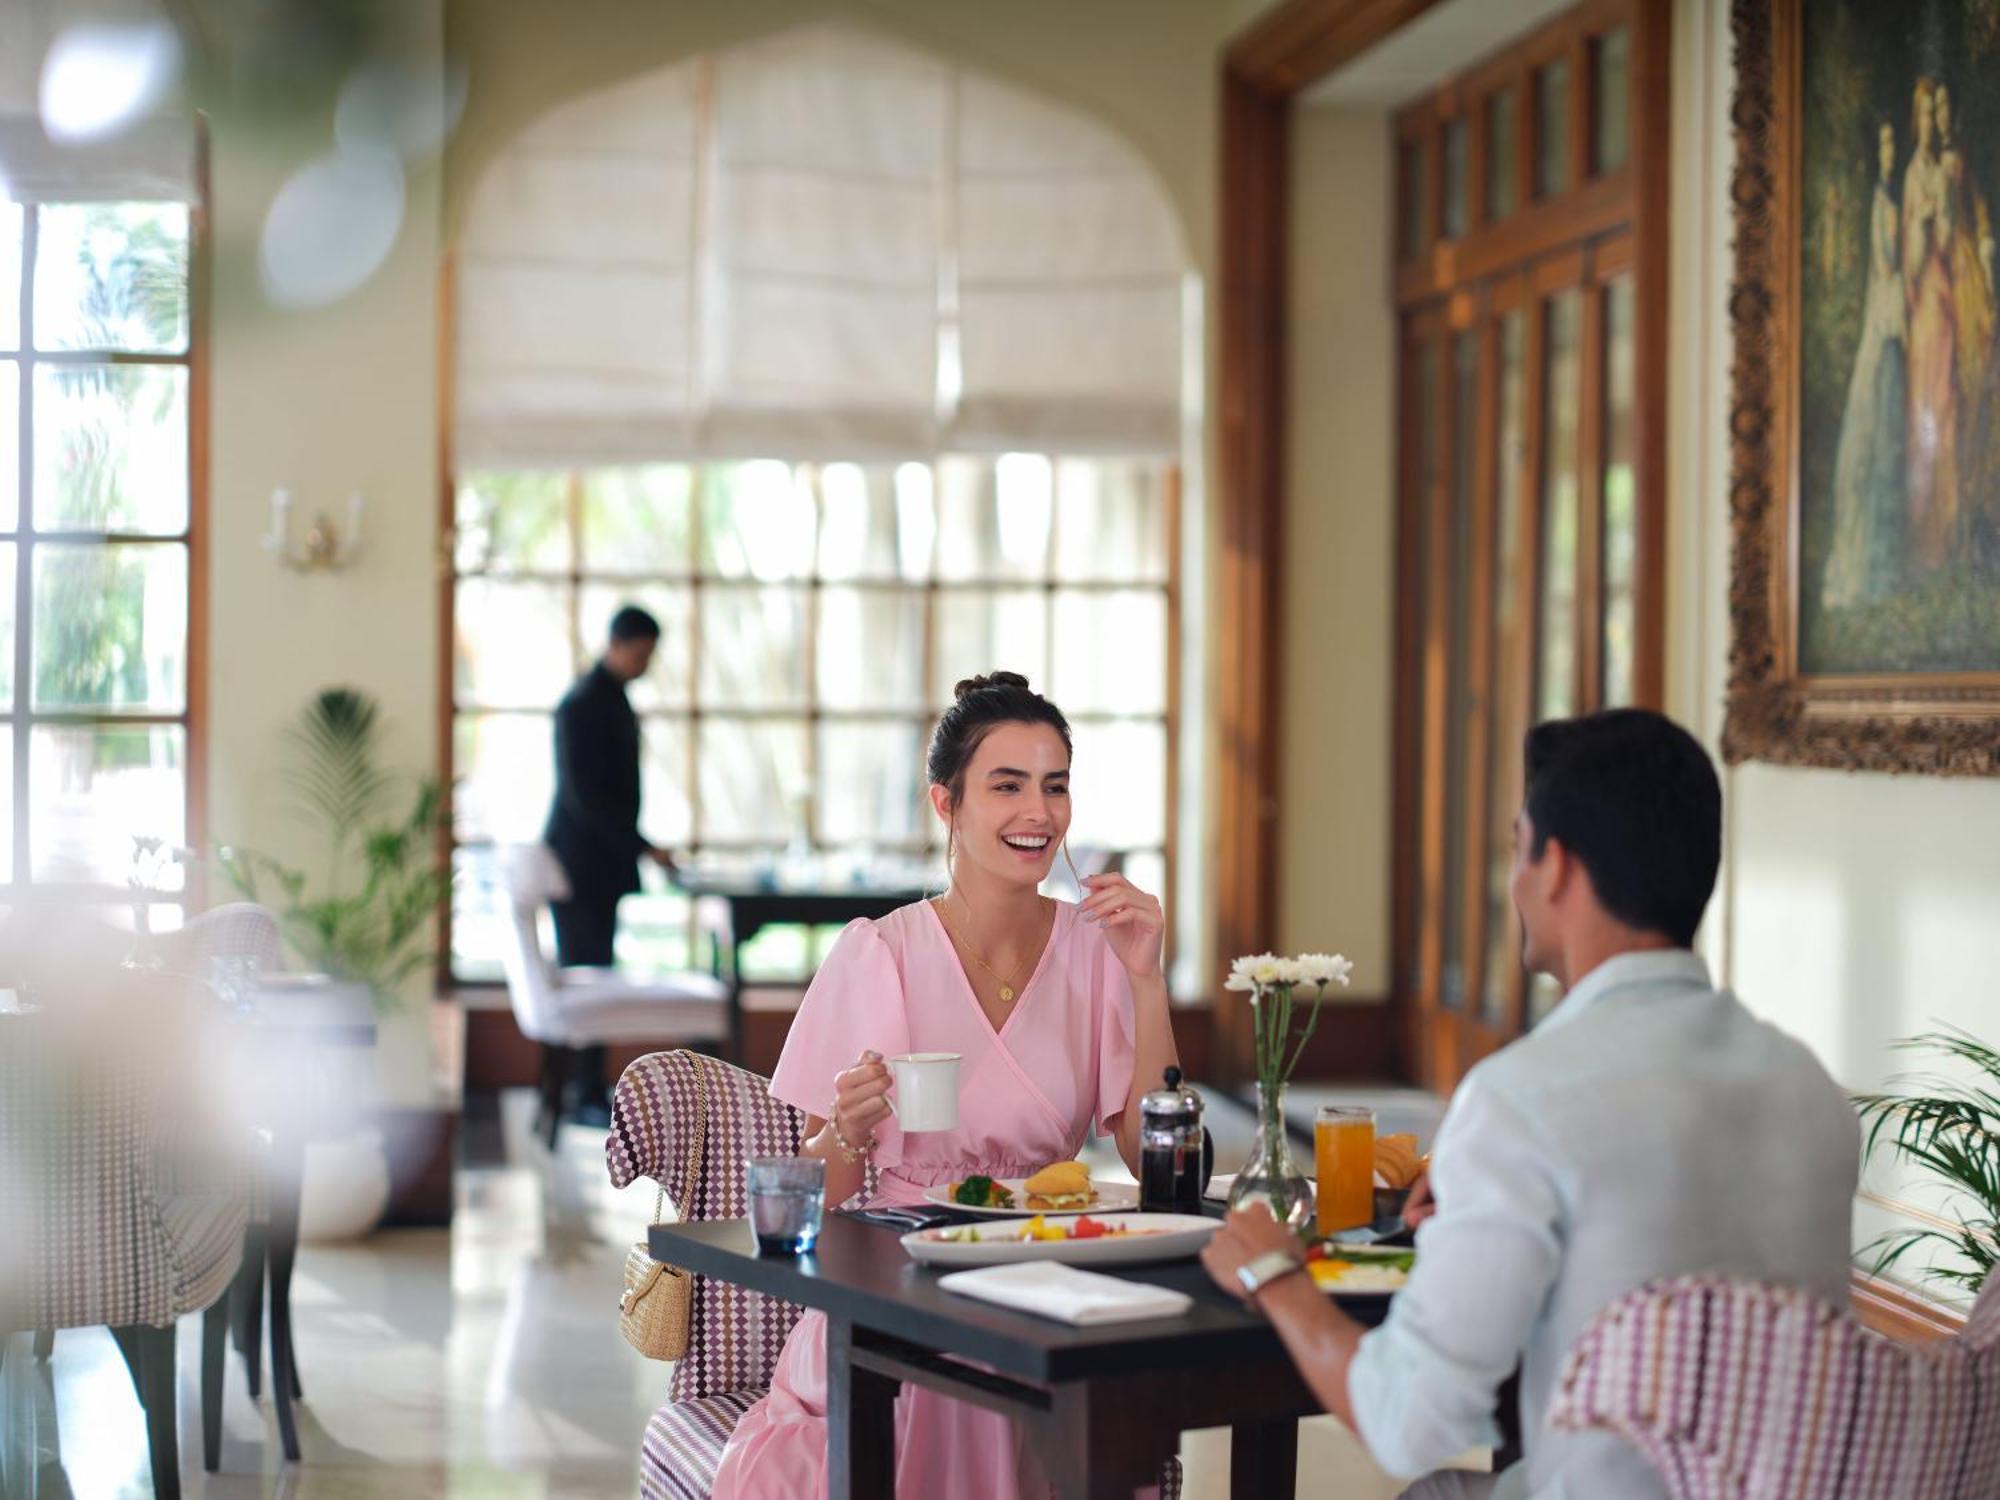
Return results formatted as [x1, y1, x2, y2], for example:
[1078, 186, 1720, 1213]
[3, 1089, 1472, 1499]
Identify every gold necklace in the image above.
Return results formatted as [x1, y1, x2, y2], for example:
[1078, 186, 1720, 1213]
[936, 894, 1045, 1003]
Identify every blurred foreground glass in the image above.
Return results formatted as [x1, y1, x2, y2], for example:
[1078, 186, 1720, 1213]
[748, 1156, 825, 1256]
[1315, 1105, 1375, 1235]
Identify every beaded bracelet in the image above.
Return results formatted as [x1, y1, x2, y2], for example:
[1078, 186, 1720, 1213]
[828, 1107, 874, 1164]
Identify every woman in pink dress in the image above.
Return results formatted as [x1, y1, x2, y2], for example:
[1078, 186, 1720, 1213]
[711, 671, 1181, 1500]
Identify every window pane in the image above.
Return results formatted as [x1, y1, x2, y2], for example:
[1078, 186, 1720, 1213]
[698, 718, 809, 843]
[0, 736, 10, 879]
[581, 465, 692, 574]
[0, 368, 15, 530]
[1601, 277, 1638, 707]
[34, 203, 189, 354]
[0, 203, 19, 350]
[32, 542, 186, 711]
[579, 584, 691, 709]
[818, 463, 930, 582]
[1442, 118, 1469, 239]
[450, 844, 510, 982]
[0, 541, 12, 708]
[817, 587, 923, 711]
[1400, 137, 1427, 260]
[1482, 312, 1529, 1027]
[936, 455, 1050, 582]
[453, 711, 553, 844]
[33, 364, 188, 533]
[1537, 291, 1583, 720]
[639, 716, 693, 847]
[1051, 590, 1167, 714]
[1440, 330, 1477, 1012]
[1593, 28, 1631, 174]
[1407, 333, 1439, 984]
[1535, 59, 1571, 198]
[1053, 458, 1167, 582]
[1066, 719, 1165, 849]
[701, 461, 816, 580]
[698, 586, 808, 708]
[455, 472, 571, 574]
[1486, 90, 1517, 221]
[615, 888, 694, 970]
[454, 577, 575, 710]
[30, 724, 184, 884]
[817, 720, 923, 846]
[933, 589, 1047, 704]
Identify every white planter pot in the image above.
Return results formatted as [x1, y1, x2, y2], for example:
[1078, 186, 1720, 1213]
[299, 1129, 393, 1242]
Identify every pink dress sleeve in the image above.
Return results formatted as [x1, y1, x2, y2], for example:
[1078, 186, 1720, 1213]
[766, 918, 914, 1172]
[1091, 937, 1139, 1138]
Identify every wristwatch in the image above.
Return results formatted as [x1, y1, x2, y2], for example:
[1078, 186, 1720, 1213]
[1235, 1247, 1308, 1301]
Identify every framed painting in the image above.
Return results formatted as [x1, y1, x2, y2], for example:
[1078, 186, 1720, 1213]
[1726, 0, 2000, 774]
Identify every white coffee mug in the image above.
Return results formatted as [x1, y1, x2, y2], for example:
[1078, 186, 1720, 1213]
[886, 1052, 961, 1133]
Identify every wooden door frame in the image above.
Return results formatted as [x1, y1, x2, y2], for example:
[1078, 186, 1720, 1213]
[1213, 0, 1669, 1085]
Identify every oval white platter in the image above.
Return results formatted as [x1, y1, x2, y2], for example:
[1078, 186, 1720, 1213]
[922, 1179, 1140, 1217]
[902, 1213, 1219, 1268]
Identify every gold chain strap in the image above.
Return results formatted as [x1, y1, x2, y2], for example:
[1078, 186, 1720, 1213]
[667, 1053, 709, 1223]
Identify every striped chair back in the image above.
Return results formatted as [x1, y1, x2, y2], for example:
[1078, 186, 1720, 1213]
[1549, 1271, 2000, 1499]
[608, 1050, 806, 1401]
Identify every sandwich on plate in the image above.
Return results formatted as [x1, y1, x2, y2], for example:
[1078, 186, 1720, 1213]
[1023, 1160, 1096, 1211]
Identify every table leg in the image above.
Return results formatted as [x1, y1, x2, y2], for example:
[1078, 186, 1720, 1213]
[267, 1130, 305, 1463]
[726, 943, 746, 1064]
[1043, 1379, 1181, 1500]
[1229, 1417, 1299, 1499]
[825, 1316, 896, 1500]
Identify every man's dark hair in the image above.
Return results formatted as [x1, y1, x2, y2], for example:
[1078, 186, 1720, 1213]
[608, 605, 661, 643]
[1522, 709, 1721, 948]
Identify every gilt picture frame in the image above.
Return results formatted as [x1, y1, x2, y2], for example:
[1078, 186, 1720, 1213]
[1724, 0, 2000, 774]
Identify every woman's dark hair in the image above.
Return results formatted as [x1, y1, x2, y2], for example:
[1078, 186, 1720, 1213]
[926, 671, 1072, 810]
[1521, 708, 1721, 948]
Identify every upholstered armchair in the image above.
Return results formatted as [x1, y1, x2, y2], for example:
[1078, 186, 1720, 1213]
[1, 999, 250, 1498]
[1550, 1271, 2000, 1498]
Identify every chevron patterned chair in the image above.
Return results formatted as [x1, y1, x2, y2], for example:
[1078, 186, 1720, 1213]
[607, 1049, 1184, 1499]
[1549, 1270, 2000, 1499]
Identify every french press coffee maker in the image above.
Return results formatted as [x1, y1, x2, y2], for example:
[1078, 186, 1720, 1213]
[1139, 1065, 1211, 1214]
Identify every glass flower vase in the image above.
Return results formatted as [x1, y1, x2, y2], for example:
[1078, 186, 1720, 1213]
[1226, 1081, 1315, 1233]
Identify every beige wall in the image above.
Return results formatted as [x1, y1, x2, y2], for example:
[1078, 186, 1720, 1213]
[205, 2, 444, 1104]
[1278, 107, 1397, 989]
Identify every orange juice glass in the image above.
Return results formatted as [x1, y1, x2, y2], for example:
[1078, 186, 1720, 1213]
[1315, 1106, 1375, 1235]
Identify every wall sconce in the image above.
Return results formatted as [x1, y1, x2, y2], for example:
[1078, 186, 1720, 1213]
[265, 487, 364, 571]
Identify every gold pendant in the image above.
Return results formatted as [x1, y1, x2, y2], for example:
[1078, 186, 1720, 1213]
[999, 985, 1015, 1003]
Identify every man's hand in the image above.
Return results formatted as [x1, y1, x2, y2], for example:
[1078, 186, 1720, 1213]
[1403, 1166, 1436, 1229]
[1200, 1202, 1304, 1304]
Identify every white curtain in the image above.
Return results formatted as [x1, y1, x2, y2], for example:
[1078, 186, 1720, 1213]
[455, 21, 1187, 470]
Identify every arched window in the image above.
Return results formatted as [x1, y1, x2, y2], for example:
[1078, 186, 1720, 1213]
[446, 22, 1191, 980]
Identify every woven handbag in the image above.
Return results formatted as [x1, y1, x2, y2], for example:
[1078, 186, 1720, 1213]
[618, 1054, 709, 1361]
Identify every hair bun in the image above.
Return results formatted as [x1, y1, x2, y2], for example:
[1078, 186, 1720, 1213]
[953, 670, 1031, 701]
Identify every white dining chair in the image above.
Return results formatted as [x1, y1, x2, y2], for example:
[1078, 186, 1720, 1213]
[499, 844, 729, 1147]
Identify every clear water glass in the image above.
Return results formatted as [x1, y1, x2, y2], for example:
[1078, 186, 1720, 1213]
[748, 1156, 825, 1256]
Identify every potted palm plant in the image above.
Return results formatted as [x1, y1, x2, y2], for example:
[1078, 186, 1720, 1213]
[220, 687, 451, 1238]
[1853, 1026, 1999, 1298]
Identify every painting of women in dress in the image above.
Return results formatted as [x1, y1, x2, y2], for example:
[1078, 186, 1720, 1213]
[1798, 0, 2000, 674]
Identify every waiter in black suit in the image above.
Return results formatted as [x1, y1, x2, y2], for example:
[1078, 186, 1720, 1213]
[543, 604, 676, 1116]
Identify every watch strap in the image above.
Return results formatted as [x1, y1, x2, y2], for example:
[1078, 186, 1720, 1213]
[1235, 1247, 1307, 1300]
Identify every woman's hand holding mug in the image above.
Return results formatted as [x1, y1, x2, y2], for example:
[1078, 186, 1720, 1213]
[832, 1050, 892, 1145]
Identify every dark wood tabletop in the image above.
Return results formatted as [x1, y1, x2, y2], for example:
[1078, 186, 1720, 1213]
[651, 1212, 1390, 1386]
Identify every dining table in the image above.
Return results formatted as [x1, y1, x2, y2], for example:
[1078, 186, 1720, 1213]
[651, 1210, 1401, 1500]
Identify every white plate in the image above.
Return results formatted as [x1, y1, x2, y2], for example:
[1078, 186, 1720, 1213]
[902, 1213, 1219, 1268]
[923, 1178, 1140, 1217]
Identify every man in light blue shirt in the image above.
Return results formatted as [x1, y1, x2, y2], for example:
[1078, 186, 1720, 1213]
[1202, 709, 1859, 1498]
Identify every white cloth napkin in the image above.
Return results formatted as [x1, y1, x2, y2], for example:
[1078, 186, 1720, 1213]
[937, 1262, 1193, 1325]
